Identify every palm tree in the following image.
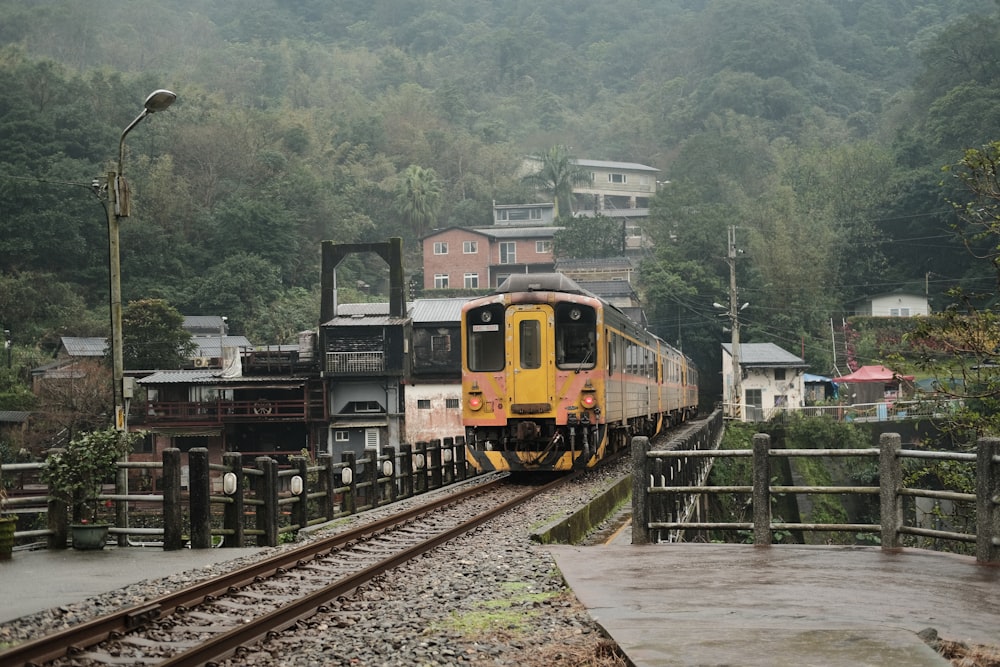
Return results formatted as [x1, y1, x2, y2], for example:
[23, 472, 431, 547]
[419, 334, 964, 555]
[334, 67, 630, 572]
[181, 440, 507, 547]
[520, 145, 590, 218]
[396, 165, 442, 236]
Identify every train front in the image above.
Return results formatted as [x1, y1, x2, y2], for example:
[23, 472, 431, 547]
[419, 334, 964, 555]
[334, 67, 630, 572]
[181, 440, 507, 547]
[461, 279, 605, 472]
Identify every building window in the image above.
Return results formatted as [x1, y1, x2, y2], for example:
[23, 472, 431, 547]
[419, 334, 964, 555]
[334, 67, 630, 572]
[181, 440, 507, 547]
[431, 334, 451, 353]
[335, 430, 350, 442]
[464, 273, 479, 289]
[463, 240, 478, 253]
[889, 308, 911, 317]
[434, 273, 449, 289]
[536, 240, 551, 254]
[774, 368, 786, 381]
[433, 242, 448, 255]
[499, 242, 516, 264]
[417, 399, 431, 409]
[608, 173, 626, 184]
[446, 398, 460, 409]
[496, 208, 543, 222]
[496, 273, 510, 287]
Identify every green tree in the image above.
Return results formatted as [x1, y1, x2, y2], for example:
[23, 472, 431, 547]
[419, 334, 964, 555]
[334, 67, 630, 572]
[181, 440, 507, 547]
[121, 298, 195, 370]
[394, 164, 441, 238]
[520, 145, 590, 219]
[553, 214, 624, 259]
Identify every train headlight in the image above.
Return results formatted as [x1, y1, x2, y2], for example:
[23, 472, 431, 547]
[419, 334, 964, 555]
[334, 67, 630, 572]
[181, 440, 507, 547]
[581, 393, 596, 409]
[468, 394, 484, 411]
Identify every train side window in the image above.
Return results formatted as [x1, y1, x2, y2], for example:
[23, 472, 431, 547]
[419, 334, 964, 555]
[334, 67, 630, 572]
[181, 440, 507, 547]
[466, 304, 505, 372]
[519, 320, 541, 369]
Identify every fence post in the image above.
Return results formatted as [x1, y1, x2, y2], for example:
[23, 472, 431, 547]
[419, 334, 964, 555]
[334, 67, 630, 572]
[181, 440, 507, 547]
[162, 448, 184, 550]
[291, 455, 309, 531]
[456, 436, 468, 481]
[879, 432, 902, 551]
[189, 448, 212, 549]
[415, 442, 428, 494]
[341, 452, 357, 515]
[752, 433, 771, 546]
[222, 452, 244, 548]
[318, 453, 336, 521]
[429, 439, 443, 490]
[631, 436, 650, 545]
[976, 437, 1000, 563]
[256, 456, 278, 547]
[383, 446, 397, 504]
[443, 437, 455, 484]
[399, 444, 414, 499]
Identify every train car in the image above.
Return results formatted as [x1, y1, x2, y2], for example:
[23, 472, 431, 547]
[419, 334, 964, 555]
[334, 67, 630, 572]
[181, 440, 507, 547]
[461, 273, 698, 472]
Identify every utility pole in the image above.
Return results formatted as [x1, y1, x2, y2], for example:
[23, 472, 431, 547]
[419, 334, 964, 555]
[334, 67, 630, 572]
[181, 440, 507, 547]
[727, 226, 742, 421]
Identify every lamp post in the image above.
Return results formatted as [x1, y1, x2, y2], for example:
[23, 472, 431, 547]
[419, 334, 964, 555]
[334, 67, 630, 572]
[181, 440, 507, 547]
[103, 89, 176, 431]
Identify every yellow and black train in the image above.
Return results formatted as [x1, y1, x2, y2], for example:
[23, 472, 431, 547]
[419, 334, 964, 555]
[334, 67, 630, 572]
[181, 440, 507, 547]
[461, 273, 698, 472]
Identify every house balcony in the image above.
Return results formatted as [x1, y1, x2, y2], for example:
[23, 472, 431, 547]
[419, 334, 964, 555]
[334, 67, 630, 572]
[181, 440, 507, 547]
[140, 397, 324, 425]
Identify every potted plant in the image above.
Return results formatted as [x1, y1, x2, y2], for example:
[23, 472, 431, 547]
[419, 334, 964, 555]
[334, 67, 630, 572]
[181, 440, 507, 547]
[43, 428, 139, 550]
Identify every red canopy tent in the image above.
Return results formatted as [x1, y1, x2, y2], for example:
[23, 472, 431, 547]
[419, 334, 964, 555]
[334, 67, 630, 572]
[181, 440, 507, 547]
[832, 365, 914, 384]
[833, 365, 915, 404]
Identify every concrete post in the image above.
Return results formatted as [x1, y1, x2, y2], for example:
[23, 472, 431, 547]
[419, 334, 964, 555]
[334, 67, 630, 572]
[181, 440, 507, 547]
[976, 437, 1000, 563]
[341, 452, 357, 515]
[188, 448, 211, 549]
[429, 439, 443, 489]
[631, 436, 650, 545]
[318, 453, 336, 520]
[752, 433, 772, 546]
[161, 448, 183, 550]
[291, 456, 308, 531]
[383, 446, 397, 504]
[222, 452, 244, 548]
[256, 456, 278, 547]
[399, 444, 414, 499]
[879, 433, 902, 551]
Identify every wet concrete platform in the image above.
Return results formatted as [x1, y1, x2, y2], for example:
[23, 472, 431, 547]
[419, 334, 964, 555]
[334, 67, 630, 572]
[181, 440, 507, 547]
[549, 543, 1000, 667]
[0, 545, 262, 624]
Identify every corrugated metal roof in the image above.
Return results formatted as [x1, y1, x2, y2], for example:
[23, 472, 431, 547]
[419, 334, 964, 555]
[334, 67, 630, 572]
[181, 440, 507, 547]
[0, 410, 30, 423]
[573, 158, 659, 172]
[60, 337, 107, 356]
[723, 343, 807, 367]
[411, 298, 470, 323]
[323, 315, 409, 327]
[139, 370, 310, 385]
[475, 226, 562, 239]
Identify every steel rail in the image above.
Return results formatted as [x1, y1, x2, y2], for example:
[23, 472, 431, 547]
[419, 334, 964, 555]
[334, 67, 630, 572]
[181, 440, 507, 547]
[158, 473, 573, 667]
[0, 475, 511, 667]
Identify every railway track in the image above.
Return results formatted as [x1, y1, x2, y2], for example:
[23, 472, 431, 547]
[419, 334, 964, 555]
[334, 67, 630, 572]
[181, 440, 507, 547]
[3, 473, 574, 667]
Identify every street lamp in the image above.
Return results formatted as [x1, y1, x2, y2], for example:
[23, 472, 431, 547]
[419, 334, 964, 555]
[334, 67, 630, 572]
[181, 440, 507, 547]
[103, 89, 176, 430]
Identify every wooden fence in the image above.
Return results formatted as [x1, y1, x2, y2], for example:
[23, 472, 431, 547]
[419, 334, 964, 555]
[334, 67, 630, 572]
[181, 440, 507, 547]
[632, 431, 1000, 564]
[1, 438, 472, 551]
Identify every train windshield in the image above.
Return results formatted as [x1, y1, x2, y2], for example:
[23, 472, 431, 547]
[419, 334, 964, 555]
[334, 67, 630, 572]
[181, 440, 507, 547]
[466, 303, 505, 371]
[555, 303, 596, 370]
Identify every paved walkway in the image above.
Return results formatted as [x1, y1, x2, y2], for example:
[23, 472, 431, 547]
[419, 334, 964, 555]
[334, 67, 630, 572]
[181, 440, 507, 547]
[549, 543, 1000, 667]
[0, 545, 262, 623]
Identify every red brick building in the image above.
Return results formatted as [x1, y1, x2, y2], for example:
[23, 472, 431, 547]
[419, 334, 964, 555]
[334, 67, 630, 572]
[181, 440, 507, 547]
[420, 224, 562, 290]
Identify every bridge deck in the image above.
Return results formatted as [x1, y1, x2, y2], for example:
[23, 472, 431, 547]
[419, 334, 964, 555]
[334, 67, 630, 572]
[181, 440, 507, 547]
[549, 543, 999, 666]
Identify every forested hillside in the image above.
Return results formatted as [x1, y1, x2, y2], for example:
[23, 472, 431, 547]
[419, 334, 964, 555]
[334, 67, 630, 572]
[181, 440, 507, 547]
[2, 0, 1000, 396]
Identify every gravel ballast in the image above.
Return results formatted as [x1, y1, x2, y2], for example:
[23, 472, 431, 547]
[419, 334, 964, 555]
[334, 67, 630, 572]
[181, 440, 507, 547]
[1, 461, 631, 666]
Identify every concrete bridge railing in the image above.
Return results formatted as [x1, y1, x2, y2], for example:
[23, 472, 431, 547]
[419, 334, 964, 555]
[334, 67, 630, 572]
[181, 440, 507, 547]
[633, 430, 1000, 564]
